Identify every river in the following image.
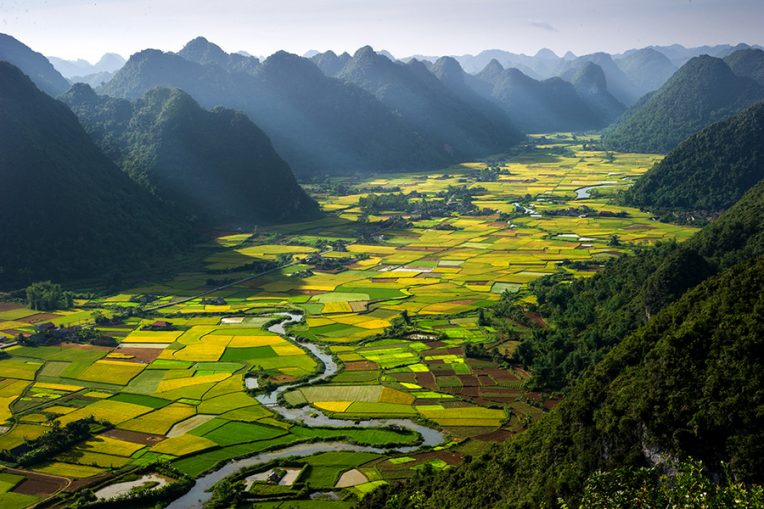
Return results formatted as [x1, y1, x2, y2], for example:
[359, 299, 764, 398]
[167, 312, 445, 508]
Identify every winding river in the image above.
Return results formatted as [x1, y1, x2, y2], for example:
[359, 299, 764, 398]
[167, 312, 445, 508]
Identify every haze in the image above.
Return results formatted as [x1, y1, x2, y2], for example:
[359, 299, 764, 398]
[2, 0, 763, 62]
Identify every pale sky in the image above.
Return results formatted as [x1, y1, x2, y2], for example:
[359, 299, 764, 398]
[1, 0, 762, 62]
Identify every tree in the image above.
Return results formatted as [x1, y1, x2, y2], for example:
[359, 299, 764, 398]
[25, 281, 73, 311]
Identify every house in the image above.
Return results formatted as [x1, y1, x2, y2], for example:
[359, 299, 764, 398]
[148, 320, 173, 330]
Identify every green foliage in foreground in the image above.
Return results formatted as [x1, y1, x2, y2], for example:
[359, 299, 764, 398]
[569, 461, 764, 509]
[624, 101, 764, 212]
[358, 255, 764, 508]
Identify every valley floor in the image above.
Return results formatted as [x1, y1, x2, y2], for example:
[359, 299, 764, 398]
[0, 134, 697, 508]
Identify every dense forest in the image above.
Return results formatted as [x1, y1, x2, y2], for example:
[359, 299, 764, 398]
[0, 61, 189, 287]
[62, 84, 319, 225]
[624, 101, 764, 212]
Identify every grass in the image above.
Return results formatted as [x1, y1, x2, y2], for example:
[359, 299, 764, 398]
[203, 421, 287, 445]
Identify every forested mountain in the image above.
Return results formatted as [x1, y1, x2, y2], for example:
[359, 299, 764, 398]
[563, 62, 625, 123]
[0, 62, 188, 286]
[336, 47, 522, 158]
[724, 48, 764, 85]
[614, 47, 677, 95]
[573, 52, 641, 105]
[472, 61, 603, 132]
[100, 39, 455, 175]
[62, 84, 319, 225]
[624, 101, 764, 212]
[602, 55, 764, 153]
[0, 33, 70, 96]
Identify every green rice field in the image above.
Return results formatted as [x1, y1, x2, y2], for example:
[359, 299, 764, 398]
[0, 135, 697, 507]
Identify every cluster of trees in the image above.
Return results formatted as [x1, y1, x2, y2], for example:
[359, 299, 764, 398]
[26, 280, 73, 311]
[0, 418, 101, 466]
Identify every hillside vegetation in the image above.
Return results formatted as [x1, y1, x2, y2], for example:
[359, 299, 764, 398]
[624, 101, 764, 212]
[603, 55, 764, 153]
[0, 62, 188, 286]
[63, 84, 319, 225]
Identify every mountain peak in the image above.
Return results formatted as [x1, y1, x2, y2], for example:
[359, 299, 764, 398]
[570, 61, 607, 90]
[354, 45, 377, 59]
[535, 48, 558, 60]
[178, 36, 228, 66]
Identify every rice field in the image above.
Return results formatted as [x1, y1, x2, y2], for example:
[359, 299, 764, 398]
[0, 136, 698, 507]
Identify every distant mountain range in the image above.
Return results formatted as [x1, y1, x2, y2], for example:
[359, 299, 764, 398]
[603, 54, 764, 153]
[3, 30, 764, 173]
[0, 61, 189, 285]
[100, 37, 518, 175]
[62, 84, 319, 226]
[335, 46, 522, 159]
[48, 52, 125, 78]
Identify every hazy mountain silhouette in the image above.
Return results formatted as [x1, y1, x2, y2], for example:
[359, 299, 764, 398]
[101, 38, 496, 174]
[473, 60, 602, 132]
[614, 47, 677, 95]
[563, 62, 625, 123]
[337, 46, 522, 159]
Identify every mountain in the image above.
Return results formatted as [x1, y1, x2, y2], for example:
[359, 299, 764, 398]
[651, 43, 756, 67]
[100, 40, 451, 175]
[336, 47, 522, 158]
[360, 176, 764, 509]
[70, 71, 115, 88]
[177, 36, 260, 73]
[310, 50, 351, 77]
[614, 47, 677, 95]
[573, 52, 641, 105]
[430, 56, 524, 139]
[624, 101, 764, 212]
[0, 62, 187, 286]
[724, 48, 764, 85]
[49, 52, 125, 78]
[602, 55, 764, 153]
[0, 33, 70, 96]
[473, 61, 602, 133]
[563, 62, 625, 123]
[62, 84, 319, 225]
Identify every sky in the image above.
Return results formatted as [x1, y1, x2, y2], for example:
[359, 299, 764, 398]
[1, 0, 763, 62]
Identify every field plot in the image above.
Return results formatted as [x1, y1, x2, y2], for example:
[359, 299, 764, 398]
[0, 136, 698, 506]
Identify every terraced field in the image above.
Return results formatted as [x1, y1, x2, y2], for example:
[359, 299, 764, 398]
[0, 135, 697, 507]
